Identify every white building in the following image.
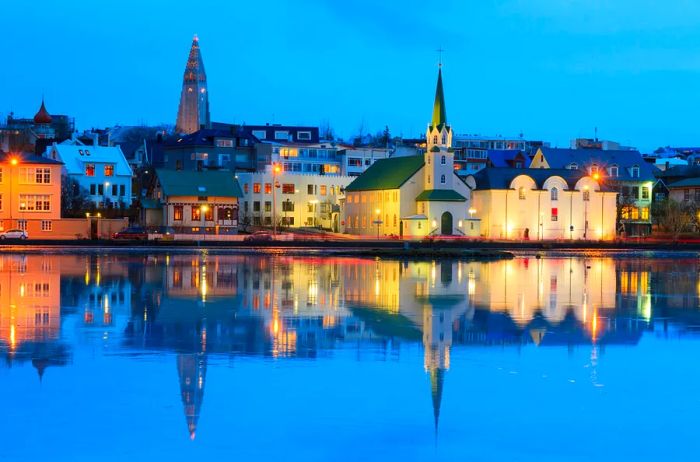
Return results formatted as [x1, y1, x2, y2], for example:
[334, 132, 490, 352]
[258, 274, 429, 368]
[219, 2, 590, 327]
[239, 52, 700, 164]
[237, 167, 353, 231]
[45, 139, 133, 208]
[336, 147, 392, 176]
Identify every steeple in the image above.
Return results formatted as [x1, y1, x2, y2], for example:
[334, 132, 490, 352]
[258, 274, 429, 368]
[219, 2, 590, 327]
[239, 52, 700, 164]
[430, 367, 445, 433]
[176, 35, 211, 135]
[431, 67, 447, 131]
[177, 353, 207, 440]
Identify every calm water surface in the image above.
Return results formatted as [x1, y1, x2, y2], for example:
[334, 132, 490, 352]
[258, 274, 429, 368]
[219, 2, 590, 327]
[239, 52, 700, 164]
[1, 250, 700, 461]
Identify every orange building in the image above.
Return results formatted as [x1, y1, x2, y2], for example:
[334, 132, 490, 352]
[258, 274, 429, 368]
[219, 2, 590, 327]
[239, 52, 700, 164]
[0, 152, 63, 235]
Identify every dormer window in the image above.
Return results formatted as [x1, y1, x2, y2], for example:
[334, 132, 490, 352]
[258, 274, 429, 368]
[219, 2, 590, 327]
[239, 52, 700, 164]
[590, 164, 599, 175]
[631, 165, 640, 178]
[78, 149, 84, 156]
[441, 155, 446, 165]
[568, 162, 578, 170]
[609, 164, 619, 177]
[85, 150, 90, 156]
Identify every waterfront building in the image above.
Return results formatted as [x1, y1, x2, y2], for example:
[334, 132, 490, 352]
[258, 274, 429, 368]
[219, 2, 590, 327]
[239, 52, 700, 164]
[176, 35, 210, 135]
[0, 152, 63, 235]
[344, 65, 474, 238]
[466, 168, 618, 240]
[237, 167, 353, 230]
[144, 169, 242, 234]
[45, 139, 133, 208]
[529, 147, 654, 236]
[336, 147, 392, 177]
[666, 178, 700, 206]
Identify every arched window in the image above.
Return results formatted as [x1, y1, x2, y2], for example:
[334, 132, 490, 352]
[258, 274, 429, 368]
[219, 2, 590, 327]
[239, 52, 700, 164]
[433, 135, 438, 144]
[551, 187, 558, 201]
[441, 155, 446, 165]
[519, 187, 526, 200]
[393, 214, 397, 226]
[427, 157, 431, 165]
[441, 133, 447, 144]
[428, 175, 431, 184]
[568, 163, 578, 170]
[440, 174, 446, 184]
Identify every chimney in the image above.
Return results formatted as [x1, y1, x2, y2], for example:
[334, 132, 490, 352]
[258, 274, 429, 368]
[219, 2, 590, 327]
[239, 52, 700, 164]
[93, 133, 99, 147]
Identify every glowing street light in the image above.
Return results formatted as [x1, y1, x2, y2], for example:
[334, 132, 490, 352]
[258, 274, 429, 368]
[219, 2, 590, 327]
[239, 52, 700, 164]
[468, 208, 476, 218]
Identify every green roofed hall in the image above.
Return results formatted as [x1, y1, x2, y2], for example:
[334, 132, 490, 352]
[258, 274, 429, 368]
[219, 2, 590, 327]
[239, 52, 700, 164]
[345, 155, 424, 191]
[156, 169, 243, 197]
[415, 189, 466, 202]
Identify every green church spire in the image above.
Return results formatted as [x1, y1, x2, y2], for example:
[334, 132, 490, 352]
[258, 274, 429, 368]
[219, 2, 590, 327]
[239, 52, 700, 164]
[431, 67, 447, 130]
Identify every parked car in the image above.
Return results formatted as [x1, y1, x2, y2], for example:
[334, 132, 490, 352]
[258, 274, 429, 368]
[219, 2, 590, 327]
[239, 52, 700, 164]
[147, 226, 176, 241]
[112, 227, 148, 240]
[244, 231, 274, 242]
[0, 229, 28, 240]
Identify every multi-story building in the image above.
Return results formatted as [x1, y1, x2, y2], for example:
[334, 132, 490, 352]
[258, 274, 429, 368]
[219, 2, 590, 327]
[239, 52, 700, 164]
[0, 152, 63, 235]
[336, 147, 392, 177]
[529, 147, 655, 236]
[452, 134, 547, 175]
[45, 139, 133, 209]
[160, 128, 258, 172]
[0, 99, 74, 155]
[571, 137, 636, 151]
[237, 167, 353, 230]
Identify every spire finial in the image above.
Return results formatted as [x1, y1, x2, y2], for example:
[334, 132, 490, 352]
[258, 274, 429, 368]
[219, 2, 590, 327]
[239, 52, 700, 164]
[436, 46, 445, 68]
[193, 33, 199, 42]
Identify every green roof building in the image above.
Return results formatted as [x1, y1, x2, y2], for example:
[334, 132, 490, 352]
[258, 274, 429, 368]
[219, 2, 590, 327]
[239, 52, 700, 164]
[343, 65, 479, 238]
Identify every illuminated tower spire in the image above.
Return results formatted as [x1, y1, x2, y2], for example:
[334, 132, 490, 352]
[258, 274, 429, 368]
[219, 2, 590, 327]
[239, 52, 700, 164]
[177, 353, 207, 440]
[176, 35, 211, 134]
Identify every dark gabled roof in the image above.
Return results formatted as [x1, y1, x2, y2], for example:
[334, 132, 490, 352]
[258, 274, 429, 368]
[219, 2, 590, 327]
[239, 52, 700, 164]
[167, 128, 258, 147]
[668, 177, 700, 189]
[488, 149, 526, 168]
[156, 169, 243, 197]
[415, 189, 466, 202]
[655, 164, 700, 179]
[345, 155, 424, 191]
[537, 147, 655, 181]
[0, 152, 63, 165]
[470, 167, 605, 190]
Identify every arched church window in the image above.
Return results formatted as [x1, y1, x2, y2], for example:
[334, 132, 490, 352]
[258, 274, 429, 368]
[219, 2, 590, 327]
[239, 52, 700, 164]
[441, 155, 446, 165]
[551, 187, 558, 201]
[433, 136, 438, 144]
[428, 175, 431, 184]
[440, 174, 446, 184]
[442, 133, 447, 144]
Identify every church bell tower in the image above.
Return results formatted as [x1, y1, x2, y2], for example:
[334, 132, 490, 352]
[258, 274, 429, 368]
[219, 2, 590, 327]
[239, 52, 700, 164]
[424, 63, 454, 190]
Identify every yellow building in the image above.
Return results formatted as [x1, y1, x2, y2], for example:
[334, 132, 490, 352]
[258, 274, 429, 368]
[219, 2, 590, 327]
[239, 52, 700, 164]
[466, 168, 618, 240]
[0, 152, 63, 235]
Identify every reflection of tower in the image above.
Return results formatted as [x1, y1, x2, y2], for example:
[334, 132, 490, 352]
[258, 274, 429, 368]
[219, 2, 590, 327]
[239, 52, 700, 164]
[176, 35, 211, 135]
[177, 353, 207, 440]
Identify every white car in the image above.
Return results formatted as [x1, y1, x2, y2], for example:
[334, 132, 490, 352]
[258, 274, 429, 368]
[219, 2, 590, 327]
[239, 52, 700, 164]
[0, 229, 28, 240]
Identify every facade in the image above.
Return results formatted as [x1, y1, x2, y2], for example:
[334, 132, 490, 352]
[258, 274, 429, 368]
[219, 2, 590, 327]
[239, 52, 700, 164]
[336, 147, 392, 177]
[344, 66, 475, 238]
[571, 137, 636, 151]
[236, 124, 320, 144]
[237, 167, 353, 230]
[667, 178, 700, 206]
[263, 142, 344, 175]
[46, 139, 133, 208]
[145, 169, 242, 234]
[530, 147, 655, 236]
[0, 152, 63, 235]
[452, 134, 547, 175]
[176, 35, 210, 135]
[466, 168, 618, 240]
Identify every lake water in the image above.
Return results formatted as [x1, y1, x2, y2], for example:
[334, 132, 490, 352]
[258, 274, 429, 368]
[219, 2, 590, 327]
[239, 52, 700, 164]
[1, 249, 699, 461]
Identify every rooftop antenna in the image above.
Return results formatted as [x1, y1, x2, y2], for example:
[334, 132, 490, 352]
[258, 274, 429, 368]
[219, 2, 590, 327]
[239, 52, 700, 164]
[594, 126, 598, 142]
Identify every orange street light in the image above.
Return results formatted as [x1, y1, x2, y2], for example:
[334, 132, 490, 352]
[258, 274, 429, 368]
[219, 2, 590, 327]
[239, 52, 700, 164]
[10, 158, 18, 166]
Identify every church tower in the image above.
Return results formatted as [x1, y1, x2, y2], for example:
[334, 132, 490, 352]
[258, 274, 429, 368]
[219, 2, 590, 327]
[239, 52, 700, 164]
[176, 35, 211, 135]
[424, 64, 454, 191]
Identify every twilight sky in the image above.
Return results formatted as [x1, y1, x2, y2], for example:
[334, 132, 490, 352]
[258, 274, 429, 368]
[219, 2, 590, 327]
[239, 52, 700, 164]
[3, 0, 700, 152]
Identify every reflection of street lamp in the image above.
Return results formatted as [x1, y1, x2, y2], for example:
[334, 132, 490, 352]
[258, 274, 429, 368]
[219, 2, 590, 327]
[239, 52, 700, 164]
[8, 156, 19, 229]
[583, 185, 589, 239]
[272, 164, 281, 235]
[310, 199, 319, 227]
[103, 182, 110, 209]
[375, 208, 381, 238]
[200, 204, 209, 235]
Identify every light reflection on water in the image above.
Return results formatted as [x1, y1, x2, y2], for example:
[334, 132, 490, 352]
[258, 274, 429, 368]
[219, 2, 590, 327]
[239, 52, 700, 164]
[1, 251, 700, 461]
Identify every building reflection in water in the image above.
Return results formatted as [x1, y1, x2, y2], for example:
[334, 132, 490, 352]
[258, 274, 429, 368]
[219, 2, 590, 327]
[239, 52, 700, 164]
[4, 252, 700, 440]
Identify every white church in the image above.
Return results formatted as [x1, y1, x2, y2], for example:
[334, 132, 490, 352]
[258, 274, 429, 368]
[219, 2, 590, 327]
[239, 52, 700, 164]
[343, 65, 478, 238]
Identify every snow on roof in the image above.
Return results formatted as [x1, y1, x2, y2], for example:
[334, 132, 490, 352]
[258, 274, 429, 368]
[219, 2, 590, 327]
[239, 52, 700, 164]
[49, 140, 132, 177]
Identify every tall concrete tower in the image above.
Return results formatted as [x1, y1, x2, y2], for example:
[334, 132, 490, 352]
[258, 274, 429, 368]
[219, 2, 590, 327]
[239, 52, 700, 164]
[176, 35, 210, 135]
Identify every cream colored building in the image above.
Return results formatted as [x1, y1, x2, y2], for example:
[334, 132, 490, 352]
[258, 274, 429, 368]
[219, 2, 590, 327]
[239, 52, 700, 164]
[344, 66, 477, 238]
[466, 168, 618, 240]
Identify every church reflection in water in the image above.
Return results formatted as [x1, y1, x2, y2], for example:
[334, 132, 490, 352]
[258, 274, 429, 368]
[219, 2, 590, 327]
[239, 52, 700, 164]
[1, 251, 699, 439]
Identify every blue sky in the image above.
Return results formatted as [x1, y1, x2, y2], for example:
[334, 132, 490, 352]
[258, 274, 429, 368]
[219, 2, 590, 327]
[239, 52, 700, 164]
[3, 0, 700, 152]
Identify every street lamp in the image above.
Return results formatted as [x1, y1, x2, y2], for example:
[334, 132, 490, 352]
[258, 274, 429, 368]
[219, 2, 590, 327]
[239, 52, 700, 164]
[468, 207, 476, 218]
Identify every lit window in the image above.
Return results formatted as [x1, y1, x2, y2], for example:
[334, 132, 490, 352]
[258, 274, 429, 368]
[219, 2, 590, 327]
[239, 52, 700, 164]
[265, 183, 272, 194]
[41, 220, 52, 231]
[253, 183, 261, 193]
[85, 164, 95, 177]
[583, 190, 590, 201]
[320, 185, 327, 195]
[191, 207, 201, 221]
[641, 207, 649, 220]
[104, 165, 114, 177]
[519, 187, 526, 200]
[282, 184, 295, 194]
[174, 205, 183, 221]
